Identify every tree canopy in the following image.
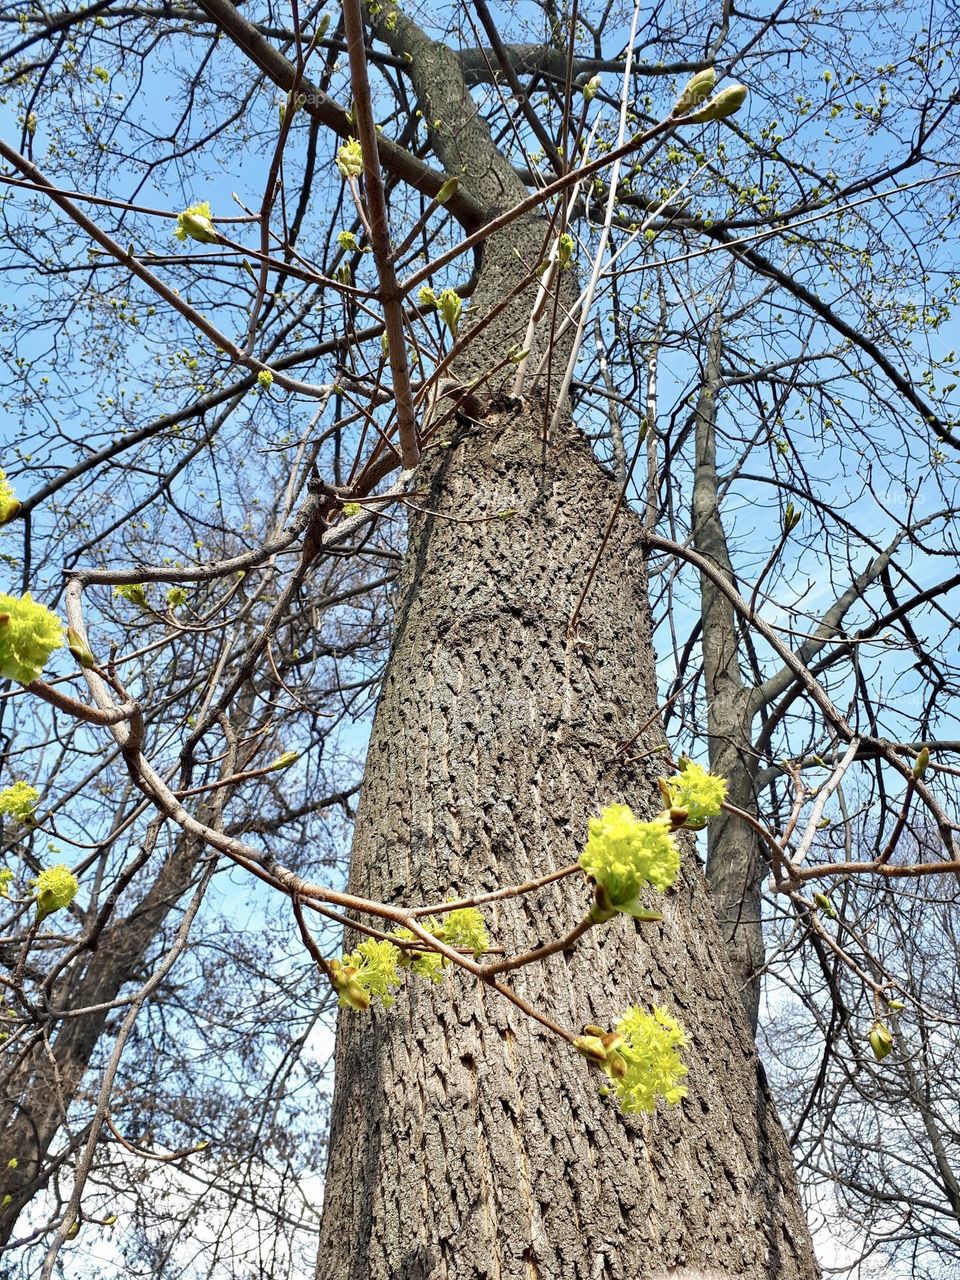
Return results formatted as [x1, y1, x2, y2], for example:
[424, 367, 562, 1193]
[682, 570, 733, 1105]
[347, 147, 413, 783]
[1, 0, 960, 1276]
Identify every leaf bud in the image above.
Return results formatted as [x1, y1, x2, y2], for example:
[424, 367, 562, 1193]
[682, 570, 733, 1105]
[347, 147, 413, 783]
[66, 627, 95, 669]
[868, 1020, 894, 1061]
[673, 67, 717, 116]
[682, 84, 749, 124]
[436, 176, 459, 205]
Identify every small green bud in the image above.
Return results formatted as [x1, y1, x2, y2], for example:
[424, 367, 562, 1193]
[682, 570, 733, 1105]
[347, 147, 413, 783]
[438, 288, 462, 337]
[436, 176, 459, 205]
[343, 502, 362, 517]
[868, 1020, 894, 1061]
[582, 74, 602, 100]
[813, 891, 837, 919]
[174, 202, 218, 244]
[913, 747, 929, 779]
[682, 84, 749, 124]
[674, 67, 716, 116]
[267, 750, 299, 771]
[66, 626, 95, 669]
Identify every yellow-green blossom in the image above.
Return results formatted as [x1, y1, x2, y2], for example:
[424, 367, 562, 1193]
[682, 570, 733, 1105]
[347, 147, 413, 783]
[0, 781, 40, 823]
[580, 803, 679, 920]
[337, 231, 361, 252]
[0, 592, 63, 685]
[174, 201, 218, 244]
[336, 138, 363, 179]
[0, 470, 20, 526]
[0, 868, 13, 898]
[662, 761, 727, 826]
[113, 583, 149, 609]
[438, 906, 488, 957]
[391, 905, 489, 978]
[35, 864, 79, 922]
[257, 369, 274, 388]
[166, 587, 188, 609]
[332, 938, 401, 1010]
[342, 502, 362, 517]
[392, 927, 446, 981]
[608, 1005, 688, 1114]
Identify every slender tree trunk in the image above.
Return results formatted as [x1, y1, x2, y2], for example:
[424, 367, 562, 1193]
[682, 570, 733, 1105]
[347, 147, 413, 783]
[691, 325, 765, 1032]
[0, 828, 201, 1246]
[316, 401, 819, 1279]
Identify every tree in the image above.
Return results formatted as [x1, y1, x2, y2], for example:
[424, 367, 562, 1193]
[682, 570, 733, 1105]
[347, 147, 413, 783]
[2, 0, 960, 1276]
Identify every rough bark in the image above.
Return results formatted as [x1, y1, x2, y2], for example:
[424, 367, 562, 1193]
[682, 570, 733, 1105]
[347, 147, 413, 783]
[315, 402, 819, 1280]
[690, 327, 765, 1032]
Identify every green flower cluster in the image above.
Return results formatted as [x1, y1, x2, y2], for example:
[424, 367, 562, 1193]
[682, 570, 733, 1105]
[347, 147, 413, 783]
[331, 939, 401, 1011]
[577, 1006, 688, 1114]
[0, 470, 20, 526]
[0, 781, 40, 824]
[0, 592, 63, 685]
[336, 138, 363, 179]
[663, 761, 728, 827]
[580, 804, 679, 920]
[392, 906, 489, 982]
[613, 1005, 688, 1113]
[391, 928, 446, 981]
[436, 907, 489, 956]
[35, 864, 79, 922]
[113, 583, 149, 609]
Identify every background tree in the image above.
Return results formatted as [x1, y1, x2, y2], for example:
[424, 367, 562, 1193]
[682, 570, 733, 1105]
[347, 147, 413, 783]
[1, 0, 960, 1277]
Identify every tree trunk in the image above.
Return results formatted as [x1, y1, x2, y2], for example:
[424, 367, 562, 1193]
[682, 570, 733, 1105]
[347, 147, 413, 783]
[691, 324, 765, 1032]
[0, 830, 200, 1246]
[316, 401, 819, 1279]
